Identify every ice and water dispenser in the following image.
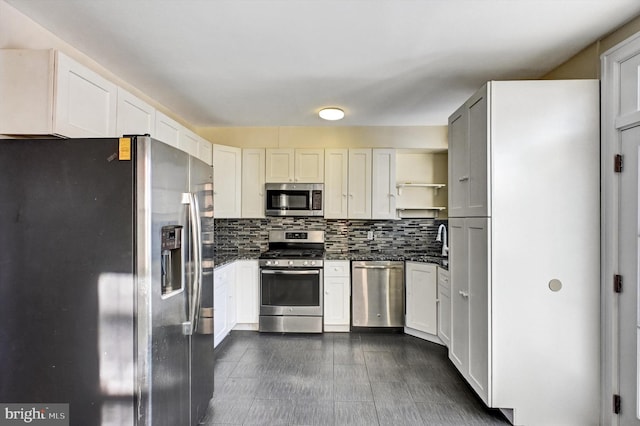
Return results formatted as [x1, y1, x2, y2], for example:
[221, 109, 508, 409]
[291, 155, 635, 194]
[161, 225, 183, 295]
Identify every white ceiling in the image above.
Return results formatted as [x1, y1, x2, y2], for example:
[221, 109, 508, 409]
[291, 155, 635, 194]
[6, 0, 640, 127]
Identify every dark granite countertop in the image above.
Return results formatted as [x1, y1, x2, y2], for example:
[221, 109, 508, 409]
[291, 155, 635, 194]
[214, 252, 448, 270]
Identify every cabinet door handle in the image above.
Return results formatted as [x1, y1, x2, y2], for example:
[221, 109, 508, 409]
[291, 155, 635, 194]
[458, 176, 469, 182]
[458, 290, 469, 298]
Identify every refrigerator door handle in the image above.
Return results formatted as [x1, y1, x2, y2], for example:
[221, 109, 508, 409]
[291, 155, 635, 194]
[182, 192, 203, 336]
[191, 192, 203, 334]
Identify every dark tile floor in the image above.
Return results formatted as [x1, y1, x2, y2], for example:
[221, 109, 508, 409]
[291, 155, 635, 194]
[201, 331, 510, 426]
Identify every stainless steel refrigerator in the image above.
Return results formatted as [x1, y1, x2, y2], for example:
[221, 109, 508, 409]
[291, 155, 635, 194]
[0, 136, 214, 425]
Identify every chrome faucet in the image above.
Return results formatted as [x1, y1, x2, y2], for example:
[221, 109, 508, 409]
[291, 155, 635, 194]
[436, 224, 448, 257]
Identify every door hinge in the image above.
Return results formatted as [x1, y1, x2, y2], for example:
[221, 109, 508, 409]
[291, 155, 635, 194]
[615, 154, 624, 173]
[613, 394, 621, 414]
[614, 275, 623, 293]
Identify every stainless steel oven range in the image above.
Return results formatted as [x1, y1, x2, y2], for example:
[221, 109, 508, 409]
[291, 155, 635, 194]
[259, 230, 324, 333]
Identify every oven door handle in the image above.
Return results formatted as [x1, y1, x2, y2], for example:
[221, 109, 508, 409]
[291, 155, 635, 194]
[261, 270, 321, 275]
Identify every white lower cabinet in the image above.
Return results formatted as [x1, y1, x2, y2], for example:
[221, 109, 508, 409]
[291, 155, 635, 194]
[323, 261, 350, 331]
[214, 262, 236, 347]
[234, 260, 260, 330]
[437, 267, 451, 347]
[405, 262, 438, 337]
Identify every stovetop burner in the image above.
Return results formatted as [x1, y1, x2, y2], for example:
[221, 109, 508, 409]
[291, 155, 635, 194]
[259, 230, 325, 267]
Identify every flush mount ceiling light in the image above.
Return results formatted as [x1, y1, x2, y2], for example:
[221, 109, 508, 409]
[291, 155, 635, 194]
[319, 107, 345, 121]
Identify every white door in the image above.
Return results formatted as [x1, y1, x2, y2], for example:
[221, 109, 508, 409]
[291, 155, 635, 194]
[619, 125, 640, 424]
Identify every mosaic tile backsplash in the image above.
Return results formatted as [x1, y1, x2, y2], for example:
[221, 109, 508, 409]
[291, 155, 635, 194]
[214, 217, 448, 264]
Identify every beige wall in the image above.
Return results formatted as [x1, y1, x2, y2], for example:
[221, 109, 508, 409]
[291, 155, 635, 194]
[198, 126, 448, 150]
[544, 14, 640, 79]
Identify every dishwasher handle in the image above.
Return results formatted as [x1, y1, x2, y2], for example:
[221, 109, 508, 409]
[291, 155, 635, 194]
[353, 265, 404, 270]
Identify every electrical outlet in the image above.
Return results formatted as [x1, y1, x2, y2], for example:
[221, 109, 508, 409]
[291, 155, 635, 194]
[367, 231, 374, 240]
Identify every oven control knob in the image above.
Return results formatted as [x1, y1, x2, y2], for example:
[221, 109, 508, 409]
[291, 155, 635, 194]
[288, 260, 294, 266]
[311, 261, 316, 266]
[303, 260, 309, 266]
[274, 260, 279, 265]
[266, 260, 272, 266]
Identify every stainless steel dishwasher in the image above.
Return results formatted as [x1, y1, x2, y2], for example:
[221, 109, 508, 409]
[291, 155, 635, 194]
[351, 261, 405, 329]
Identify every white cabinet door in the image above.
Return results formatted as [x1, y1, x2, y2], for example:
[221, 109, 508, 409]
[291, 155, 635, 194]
[178, 128, 200, 158]
[448, 85, 489, 218]
[324, 149, 349, 219]
[466, 87, 490, 217]
[295, 149, 324, 182]
[448, 105, 467, 218]
[154, 111, 181, 149]
[372, 149, 397, 219]
[214, 266, 230, 348]
[213, 144, 242, 218]
[466, 217, 489, 403]
[348, 149, 372, 219]
[197, 139, 213, 166]
[116, 88, 155, 136]
[437, 267, 451, 348]
[265, 149, 295, 182]
[242, 149, 266, 218]
[54, 51, 117, 137]
[449, 218, 468, 373]
[323, 261, 350, 331]
[235, 260, 259, 328]
[226, 272, 237, 333]
[449, 217, 490, 404]
[405, 262, 438, 335]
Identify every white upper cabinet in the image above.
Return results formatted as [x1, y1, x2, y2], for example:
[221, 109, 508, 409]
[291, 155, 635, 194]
[197, 139, 213, 166]
[324, 149, 349, 219]
[154, 111, 181, 149]
[116, 88, 155, 136]
[0, 49, 117, 137]
[294, 149, 324, 182]
[348, 149, 372, 219]
[242, 148, 266, 218]
[265, 149, 295, 182]
[178, 128, 200, 159]
[213, 144, 242, 218]
[371, 149, 397, 219]
[154, 109, 212, 164]
[265, 149, 324, 183]
[448, 85, 489, 218]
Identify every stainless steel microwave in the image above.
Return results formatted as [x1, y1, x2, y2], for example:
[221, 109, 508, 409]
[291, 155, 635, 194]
[265, 183, 323, 217]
